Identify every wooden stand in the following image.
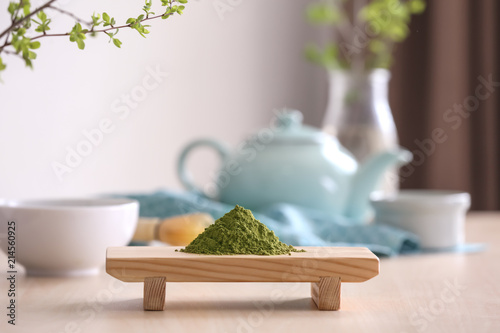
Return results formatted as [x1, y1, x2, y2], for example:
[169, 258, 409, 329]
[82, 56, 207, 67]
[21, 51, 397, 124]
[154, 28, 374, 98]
[311, 276, 341, 310]
[107, 246, 379, 311]
[144, 277, 167, 311]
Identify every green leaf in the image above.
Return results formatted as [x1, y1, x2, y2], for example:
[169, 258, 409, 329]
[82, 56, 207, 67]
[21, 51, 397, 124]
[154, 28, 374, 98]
[69, 23, 87, 50]
[0, 57, 6, 71]
[24, 57, 33, 68]
[368, 40, 385, 54]
[304, 42, 343, 70]
[103, 13, 116, 27]
[37, 11, 47, 22]
[29, 41, 41, 49]
[113, 38, 122, 48]
[33, 12, 51, 33]
[408, 0, 426, 14]
[126, 18, 135, 24]
[370, 52, 392, 69]
[306, 2, 341, 25]
[386, 22, 409, 41]
[76, 39, 85, 50]
[143, 0, 154, 14]
[178, 0, 188, 3]
[8, 2, 18, 16]
[35, 24, 50, 32]
[23, 3, 31, 16]
[91, 12, 101, 26]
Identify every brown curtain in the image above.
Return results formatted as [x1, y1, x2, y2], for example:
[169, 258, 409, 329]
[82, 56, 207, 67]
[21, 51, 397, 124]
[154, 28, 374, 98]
[390, 0, 500, 210]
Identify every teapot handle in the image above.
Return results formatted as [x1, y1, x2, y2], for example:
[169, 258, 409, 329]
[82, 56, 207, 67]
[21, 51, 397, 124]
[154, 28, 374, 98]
[177, 139, 230, 198]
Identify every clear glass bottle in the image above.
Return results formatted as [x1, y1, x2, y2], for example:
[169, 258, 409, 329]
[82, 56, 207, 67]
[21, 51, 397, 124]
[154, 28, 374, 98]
[323, 68, 400, 194]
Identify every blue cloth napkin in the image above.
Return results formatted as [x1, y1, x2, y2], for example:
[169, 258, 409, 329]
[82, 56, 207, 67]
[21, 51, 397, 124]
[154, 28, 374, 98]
[114, 190, 420, 257]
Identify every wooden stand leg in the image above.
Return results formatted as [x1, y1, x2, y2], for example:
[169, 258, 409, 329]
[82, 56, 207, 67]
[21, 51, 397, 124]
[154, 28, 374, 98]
[144, 277, 166, 311]
[311, 276, 341, 311]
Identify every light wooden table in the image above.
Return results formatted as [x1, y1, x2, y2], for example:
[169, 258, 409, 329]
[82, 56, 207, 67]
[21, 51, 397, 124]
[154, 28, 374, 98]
[1, 212, 499, 333]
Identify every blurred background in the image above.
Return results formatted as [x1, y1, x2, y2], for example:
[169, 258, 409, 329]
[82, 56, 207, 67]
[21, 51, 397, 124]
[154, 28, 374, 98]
[0, 0, 498, 210]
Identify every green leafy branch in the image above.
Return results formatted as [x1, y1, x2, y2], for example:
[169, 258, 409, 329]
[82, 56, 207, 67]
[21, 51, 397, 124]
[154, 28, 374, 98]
[0, 0, 188, 76]
[305, 0, 425, 71]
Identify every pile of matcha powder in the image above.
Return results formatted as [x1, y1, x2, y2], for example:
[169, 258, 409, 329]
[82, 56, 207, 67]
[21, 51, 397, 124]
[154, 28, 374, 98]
[180, 205, 304, 255]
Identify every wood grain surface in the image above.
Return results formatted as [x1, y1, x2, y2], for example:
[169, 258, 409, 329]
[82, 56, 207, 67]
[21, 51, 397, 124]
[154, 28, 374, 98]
[106, 247, 379, 283]
[143, 277, 166, 311]
[311, 276, 342, 310]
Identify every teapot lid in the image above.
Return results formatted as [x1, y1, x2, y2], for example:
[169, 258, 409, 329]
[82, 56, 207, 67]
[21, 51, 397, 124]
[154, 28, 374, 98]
[266, 109, 328, 144]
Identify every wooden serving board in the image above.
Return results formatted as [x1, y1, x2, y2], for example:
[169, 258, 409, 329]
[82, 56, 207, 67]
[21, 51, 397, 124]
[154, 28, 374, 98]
[106, 246, 379, 311]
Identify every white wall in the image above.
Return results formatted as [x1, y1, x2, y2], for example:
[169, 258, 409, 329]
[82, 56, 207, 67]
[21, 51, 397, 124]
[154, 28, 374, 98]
[0, 0, 327, 199]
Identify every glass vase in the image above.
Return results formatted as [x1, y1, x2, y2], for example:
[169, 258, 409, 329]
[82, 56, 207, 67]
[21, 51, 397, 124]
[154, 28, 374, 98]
[323, 68, 400, 194]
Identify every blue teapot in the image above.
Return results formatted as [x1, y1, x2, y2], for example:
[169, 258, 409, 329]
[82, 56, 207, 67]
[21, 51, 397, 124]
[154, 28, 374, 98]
[178, 110, 411, 223]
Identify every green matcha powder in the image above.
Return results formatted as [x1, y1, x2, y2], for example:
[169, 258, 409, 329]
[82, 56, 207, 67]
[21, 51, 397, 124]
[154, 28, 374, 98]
[180, 205, 305, 255]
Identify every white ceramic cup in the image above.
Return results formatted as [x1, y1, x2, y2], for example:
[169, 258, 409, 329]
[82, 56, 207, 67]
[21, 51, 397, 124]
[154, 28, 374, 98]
[370, 190, 471, 249]
[0, 198, 138, 276]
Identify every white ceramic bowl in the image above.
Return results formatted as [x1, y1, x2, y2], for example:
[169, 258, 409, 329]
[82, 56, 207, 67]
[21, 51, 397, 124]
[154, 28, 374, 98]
[0, 198, 138, 276]
[370, 190, 471, 249]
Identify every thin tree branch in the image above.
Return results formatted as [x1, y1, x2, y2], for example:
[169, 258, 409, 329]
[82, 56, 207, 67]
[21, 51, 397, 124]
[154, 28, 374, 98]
[2, 49, 24, 60]
[0, 0, 178, 61]
[29, 13, 172, 41]
[0, 0, 58, 40]
[47, 5, 93, 26]
[2, 0, 24, 48]
[12, 0, 24, 24]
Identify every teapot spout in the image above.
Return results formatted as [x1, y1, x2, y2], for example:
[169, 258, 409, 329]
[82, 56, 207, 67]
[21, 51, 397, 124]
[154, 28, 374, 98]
[344, 149, 412, 221]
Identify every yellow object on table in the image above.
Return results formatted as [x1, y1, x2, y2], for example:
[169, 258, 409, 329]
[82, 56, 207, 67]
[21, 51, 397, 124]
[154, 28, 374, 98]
[132, 213, 214, 246]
